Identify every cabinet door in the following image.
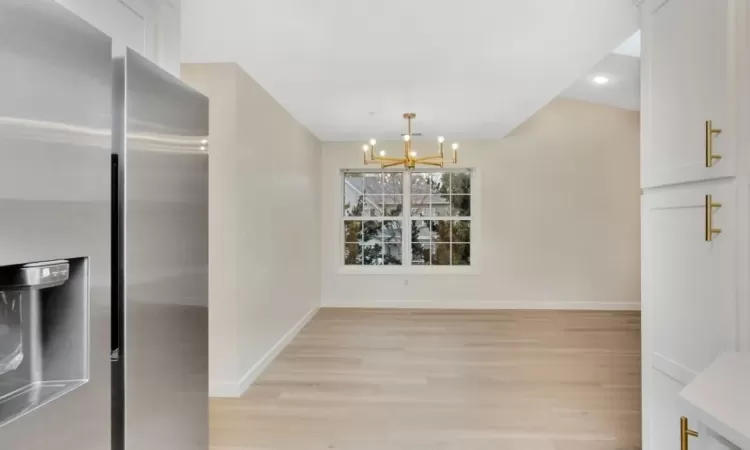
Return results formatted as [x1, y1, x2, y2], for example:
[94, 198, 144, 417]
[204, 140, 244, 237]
[641, 183, 739, 449]
[154, 0, 181, 76]
[648, 370, 740, 450]
[650, 369, 692, 450]
[642, 0, 734, 188]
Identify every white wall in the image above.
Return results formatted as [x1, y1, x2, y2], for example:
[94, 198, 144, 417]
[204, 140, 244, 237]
[55, 0, 182, 75]
[321, 98, 641, 310]
[182, 63, 322, 397]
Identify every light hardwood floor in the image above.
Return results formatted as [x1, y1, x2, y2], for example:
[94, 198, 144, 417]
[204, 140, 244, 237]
[211, 309, 641, 450]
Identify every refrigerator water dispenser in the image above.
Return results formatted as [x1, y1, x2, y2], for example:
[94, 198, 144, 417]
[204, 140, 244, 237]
[0, 259, 88, 427]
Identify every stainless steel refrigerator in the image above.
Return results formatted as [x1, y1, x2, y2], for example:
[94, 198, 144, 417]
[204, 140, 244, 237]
[0, 1, 209, 449]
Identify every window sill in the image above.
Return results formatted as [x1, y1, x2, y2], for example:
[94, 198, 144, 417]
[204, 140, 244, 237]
[337, 266, 479, 276]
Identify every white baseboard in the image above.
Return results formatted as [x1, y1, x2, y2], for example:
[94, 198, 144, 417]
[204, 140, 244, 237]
[209, 380, 244, 398]
[322, 300, 641, 311]
[209, 307, 318, 398]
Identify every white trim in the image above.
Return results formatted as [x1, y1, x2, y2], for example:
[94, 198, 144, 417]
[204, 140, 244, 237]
[209, 308, 318, 398]
[118, 0, 157, 59]
[652, 352, 697, 385]
[337, 266, 479, 275]
[208, 380, 243, 398]
[322, 300, 641, 311]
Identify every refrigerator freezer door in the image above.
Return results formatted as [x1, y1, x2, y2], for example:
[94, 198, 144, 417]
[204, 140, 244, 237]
[113, 49, 208, 450]
[0, 1, 112, 449]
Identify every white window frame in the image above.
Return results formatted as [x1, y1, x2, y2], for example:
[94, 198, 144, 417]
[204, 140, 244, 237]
[337, 167, 480, 275]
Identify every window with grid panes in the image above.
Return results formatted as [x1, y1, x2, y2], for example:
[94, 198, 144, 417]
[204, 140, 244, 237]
[342, 169, 472, 267]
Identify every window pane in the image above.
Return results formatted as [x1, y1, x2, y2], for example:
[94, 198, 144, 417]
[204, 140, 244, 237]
[411, 220, 432, 245]
[431, 194, 451, 216]
[452, 220, 471, 243]
[434, 220, 451, 243]
[411, 172, 431, 194]
[384, 244, 402, 265]
[383, 172, 403, 195]
[344, 243, 362, 265]
[451, 195, 471, 217]
[451, 172, 471, 194]
[382, 220, 402, 243]
[411, 243, 431, 265]
[344, 194, 363, 217]
[411, 195, 430, 217]
[363, 221, 382, 243]
[430, 172, 449, 195]
[362, 195, 383, 217]
[344, 172, 364, 192]
[384, 195, 403, 217]
[432, 243, 451, 265]
[341, 171, 407, 268]
[364, 173, 383, 194]
[344, 220, 362, 242]
[452, 244, 471, 265]
[363, 244, 383, 265]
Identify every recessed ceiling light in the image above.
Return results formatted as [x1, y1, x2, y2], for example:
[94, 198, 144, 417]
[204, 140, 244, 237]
[593, 75, 610, 85]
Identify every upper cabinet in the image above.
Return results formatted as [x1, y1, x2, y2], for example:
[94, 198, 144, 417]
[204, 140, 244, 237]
[641, 0, 736, 188]
[54, 0, 181, 76]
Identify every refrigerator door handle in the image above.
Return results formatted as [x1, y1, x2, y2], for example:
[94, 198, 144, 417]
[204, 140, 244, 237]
[111, 154, 122, 362]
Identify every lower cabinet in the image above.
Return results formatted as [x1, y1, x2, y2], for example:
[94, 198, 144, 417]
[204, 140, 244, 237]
[649, 369, 741, 450]
[650, 369, 692, 450]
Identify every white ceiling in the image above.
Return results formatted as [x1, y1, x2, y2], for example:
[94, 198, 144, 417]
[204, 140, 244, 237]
[560, 53, 641, 111]
[181, 0, 639, 141]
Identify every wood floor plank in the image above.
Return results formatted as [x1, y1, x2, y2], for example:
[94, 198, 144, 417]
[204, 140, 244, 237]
[211, 309, 641, 450]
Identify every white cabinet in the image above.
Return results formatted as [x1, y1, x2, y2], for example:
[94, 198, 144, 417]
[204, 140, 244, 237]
[154, 1, 181, 76]
[642, 183, 737, 379]
[642, 183, 740, 449]
[649, 369, 692, 450]
[643, 184, 737, 376]
[641, 0, 735, 188]
[641, 0, 750, 449]
[54, 0, 181, 76]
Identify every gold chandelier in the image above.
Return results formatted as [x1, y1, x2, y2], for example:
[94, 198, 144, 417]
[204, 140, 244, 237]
[362, 113, 460, 169]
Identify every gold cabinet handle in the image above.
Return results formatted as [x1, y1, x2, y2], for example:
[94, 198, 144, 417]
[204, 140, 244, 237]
[681, 417, 699, 450]
[706, 120, 722, 167]
[705, 195, 722, 241]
